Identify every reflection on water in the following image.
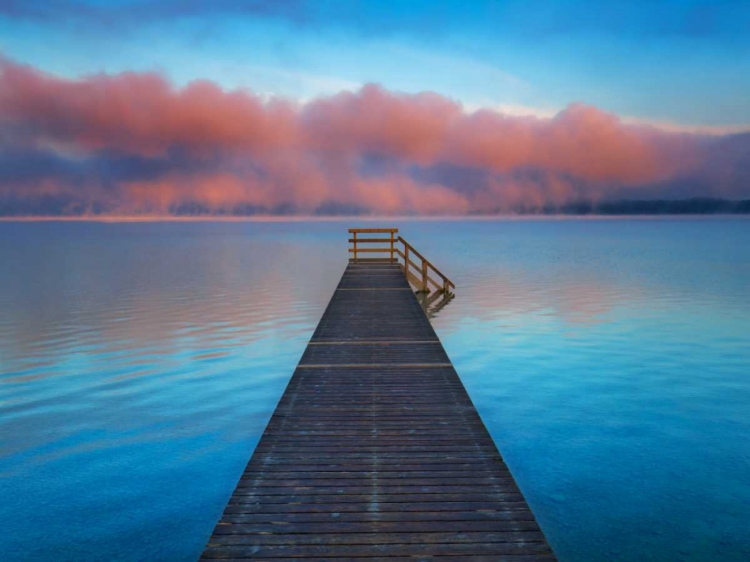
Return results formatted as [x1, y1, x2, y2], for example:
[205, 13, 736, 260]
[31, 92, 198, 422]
[1, 218, 749, 561]
[416, 290, 455, 319]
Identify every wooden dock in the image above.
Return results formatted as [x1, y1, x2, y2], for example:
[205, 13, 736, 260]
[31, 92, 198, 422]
[201, 229, 556, 561]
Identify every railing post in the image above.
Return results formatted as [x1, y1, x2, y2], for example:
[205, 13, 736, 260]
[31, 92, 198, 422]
[404, 244, 409, 275]
[421, 259, 428, 293]
[390, 231, 395, 263]
[353, 231, 357, 262]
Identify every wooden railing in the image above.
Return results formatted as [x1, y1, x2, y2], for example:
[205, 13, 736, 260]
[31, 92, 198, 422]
[348, 228, 455, 295]
[396, 236, 455, 295]
[348, 228, 398, 262]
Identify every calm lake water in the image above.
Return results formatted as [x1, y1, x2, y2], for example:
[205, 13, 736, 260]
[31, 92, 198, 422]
[1, 218, 749, 561]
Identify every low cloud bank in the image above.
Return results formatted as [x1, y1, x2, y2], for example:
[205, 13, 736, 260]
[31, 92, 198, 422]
[1, 57, 748, 215]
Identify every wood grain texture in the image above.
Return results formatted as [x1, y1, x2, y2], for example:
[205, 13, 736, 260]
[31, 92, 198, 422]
[201, 262, 555, 560]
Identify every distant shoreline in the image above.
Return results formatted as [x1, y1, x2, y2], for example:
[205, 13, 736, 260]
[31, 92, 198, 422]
[0, 198, 748, 221]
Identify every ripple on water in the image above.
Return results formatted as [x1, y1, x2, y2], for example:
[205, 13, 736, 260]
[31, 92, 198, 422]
[1, 218, 750, 561]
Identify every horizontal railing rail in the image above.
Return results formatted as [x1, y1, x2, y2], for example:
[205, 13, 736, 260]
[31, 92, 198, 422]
[348, 228, 398, 262]
[348, 228, 455, 295]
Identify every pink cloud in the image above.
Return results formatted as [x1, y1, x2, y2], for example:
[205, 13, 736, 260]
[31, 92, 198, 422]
[0, 56, 746, 215]
[300, 85, 462, 164]
[0, 58, 299, 155]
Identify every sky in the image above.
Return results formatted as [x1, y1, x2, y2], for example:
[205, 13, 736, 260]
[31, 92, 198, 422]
[0, 0, 749, 215]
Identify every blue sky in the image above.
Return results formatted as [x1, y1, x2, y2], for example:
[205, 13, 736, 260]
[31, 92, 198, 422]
[1, 0, 749, 129]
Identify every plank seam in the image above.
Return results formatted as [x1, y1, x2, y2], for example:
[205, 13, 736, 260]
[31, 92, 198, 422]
[297, 363, 454, 368]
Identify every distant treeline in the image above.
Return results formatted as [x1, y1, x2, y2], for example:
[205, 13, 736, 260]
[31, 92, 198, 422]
[1, 197, 749, 217]
[517, 198, 750, 215]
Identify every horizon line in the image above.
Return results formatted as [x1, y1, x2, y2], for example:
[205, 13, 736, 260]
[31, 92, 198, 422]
[2, 214, 749, 223]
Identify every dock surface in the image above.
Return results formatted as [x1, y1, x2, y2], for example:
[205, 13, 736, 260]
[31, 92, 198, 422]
[202, 262, 556, 560]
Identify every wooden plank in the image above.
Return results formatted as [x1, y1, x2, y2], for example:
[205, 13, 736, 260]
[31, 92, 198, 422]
[203, 554, 554, 562]
[201, 262, 555, 560]
[348, 227, 399, 233]
[335, 288, 413, 291]
[348, 237, 397, 243]
[203, 543, 554, 558]
[348, 247, 392, 253]
[210, 529, 546, 543]
[221, 501, 534, 514]
[221, 508, 536, 521]
[347, 257, 397, 263]
[307, 340, 440, 345]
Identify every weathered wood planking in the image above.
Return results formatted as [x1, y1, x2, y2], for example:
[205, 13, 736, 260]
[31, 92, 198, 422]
[202, 262, 556, 560]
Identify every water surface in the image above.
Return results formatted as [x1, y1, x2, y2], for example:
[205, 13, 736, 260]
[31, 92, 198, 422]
[1, 218, 749, 561]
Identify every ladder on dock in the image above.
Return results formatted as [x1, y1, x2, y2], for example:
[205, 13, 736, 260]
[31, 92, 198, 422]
[201, 229, 556, 561]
